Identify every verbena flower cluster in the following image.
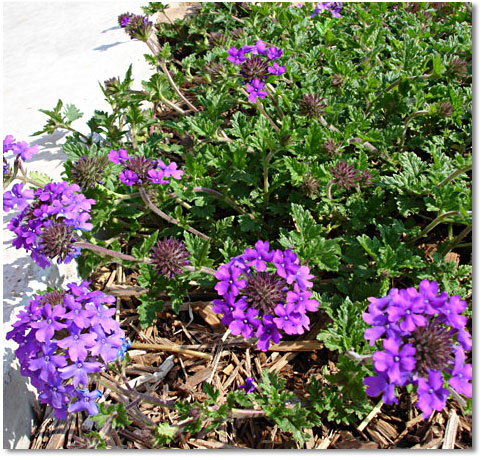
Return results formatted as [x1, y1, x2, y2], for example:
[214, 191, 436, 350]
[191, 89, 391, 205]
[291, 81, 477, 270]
[363, 280, 472, 419]
[3, 134, 39, 162]
[212, 241, 319, 351]
[118, 12, 153, 42]
[226, 41, 286, 102]
[312, 2, 343, 18]
[330, 161, 372, 190]
[5, 181, 95, 268]
[108, 149, 184, 187]
[151, 237, 191, 278]
[6, 282, 128, 418]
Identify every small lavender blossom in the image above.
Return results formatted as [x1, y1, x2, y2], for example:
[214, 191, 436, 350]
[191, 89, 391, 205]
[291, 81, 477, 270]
[363, 280, 472, 419]
[212, 241, 319, 351]
[118, 12, 134, 28]
[3, 183, 34, 212]
[124, 14, 153, 42]
[7, 282, 125, 419]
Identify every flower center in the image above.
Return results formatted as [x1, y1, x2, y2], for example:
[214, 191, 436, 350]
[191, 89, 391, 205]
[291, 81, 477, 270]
[242, 272, 286, 314]
[409, 322, 455, 376]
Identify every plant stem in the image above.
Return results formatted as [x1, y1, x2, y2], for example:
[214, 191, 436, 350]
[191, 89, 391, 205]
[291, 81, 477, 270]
[73, 241, 148, 263]
[398, 110, 429, 149]
[159, 60, 199, 113]
[441, 225, 472, 258]
[190, 186, 256, 220]
[256, 98, 281, 132]
[130, 341, 212, 359]
[436, 164, 472, 188]
[408, 210, 472, 244]
[139, 186, 212, 242]
[265, 84, 285, 121]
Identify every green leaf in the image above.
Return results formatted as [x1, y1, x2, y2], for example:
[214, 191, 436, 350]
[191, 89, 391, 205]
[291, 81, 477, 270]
[64, 104, 83, 124]
[153, 422, 178, 447]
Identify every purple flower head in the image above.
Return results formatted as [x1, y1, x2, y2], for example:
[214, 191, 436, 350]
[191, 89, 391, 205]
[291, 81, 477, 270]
[227, 46, 246, 65]
[239, 377, 256, 393]
[151, 237, 190, 279]
[267, 46, 283, 60]
[246, 79, 267, 102]
[213, 242, 318, 351]
[109, 149, 183, 187]
[312, 2, 343, 18]
[3, 183, 34, 213]
[373, 337, 415, 385]
[11, 141, 39, 161]
[448, 347, 472, 397]
[363, 281, 472, 419]
[68, 389, 103, 416]
[3, 135, 16, 152]
[268, 61, 286, 76]
[363, 373, 398, 405]
[7, 283, 124, 419]
[5, 181, 95, 267]
[118, 12, 134, 28]
[416, 370, 449, 419]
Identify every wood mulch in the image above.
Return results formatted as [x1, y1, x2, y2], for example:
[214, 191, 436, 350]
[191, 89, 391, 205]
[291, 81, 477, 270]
[28, 263, 472, 450]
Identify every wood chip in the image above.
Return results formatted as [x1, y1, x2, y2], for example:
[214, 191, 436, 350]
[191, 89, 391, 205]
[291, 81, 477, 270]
[442, 409, 460, 449]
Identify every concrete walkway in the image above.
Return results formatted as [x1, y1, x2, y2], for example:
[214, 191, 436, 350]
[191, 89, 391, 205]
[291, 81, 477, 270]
[2, 1, 188, 448]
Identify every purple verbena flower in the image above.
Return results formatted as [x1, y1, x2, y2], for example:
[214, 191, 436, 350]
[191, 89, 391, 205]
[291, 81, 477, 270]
[246, 79, 267, 103]
[363, 281, 472, 419]
[68, 389, 103, 416]
[238, 377, 256, 393]
[3, 183, 34, 213]
[227, 46, 246, 65]
[213, 242, 318, 351]
[268, 61, 286, 76]
[416, 370, 449, 419]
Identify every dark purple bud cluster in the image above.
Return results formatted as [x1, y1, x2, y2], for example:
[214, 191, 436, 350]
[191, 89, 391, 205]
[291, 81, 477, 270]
[363, 280, 472, 419]
[151, 238, 191, 278]
[299, 93, 327, 119]
[6, 281, 129, 419]
[226, 41, 286, 103]
[108, 149, 183, 187]
[5, 181, 95, 268]
[71, 155, 109, 190]
[312, 2, 343, 18]
[212, 241, 319, 351]
[122, 14, 153, 42]
[330, 161, 372, 190]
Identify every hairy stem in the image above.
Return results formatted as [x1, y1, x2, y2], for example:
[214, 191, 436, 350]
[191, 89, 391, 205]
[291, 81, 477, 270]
[73, 241, 148, 263]
[436, 163, 472, 188]
[139, 186, 212, 241]
[398, 110, 429, 149]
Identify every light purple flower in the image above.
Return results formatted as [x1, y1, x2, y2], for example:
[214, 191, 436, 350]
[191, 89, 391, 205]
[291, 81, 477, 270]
[227, 46, 246, 65]
[246, 79, 267, 103]
[11, 141, 39, 161]
[3, 183, 34, 213]
[373, 338, 415, 385]
[68, 389, 103, 416]
[448, 347, 472, 397]
[268, 61, 286, 75]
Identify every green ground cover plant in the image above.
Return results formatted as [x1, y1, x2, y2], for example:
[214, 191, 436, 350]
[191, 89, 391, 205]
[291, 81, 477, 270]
[4, 2, 472, 449]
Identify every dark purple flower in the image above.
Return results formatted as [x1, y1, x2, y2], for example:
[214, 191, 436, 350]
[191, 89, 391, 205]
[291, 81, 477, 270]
[28, 342, 67, 382]
[56, 326, 97, 362]
[267, 46, 283, 60]
[239, 377, 256, 393]
[246, 78, 267, 103]
[256, 314, 283, 351]
[227, 46, 246, 65]
[59, 359, 103, 387]
[68, 389, 103, 416]
[268, 61, 286, 76]
[416, 370, 449, 419]
[229, 307, 261, 339]
[363, 373, 398, 405]
[3, 183, 34, 212]
[118, 12, 133, 28]
[215, 264, 247, 297]
[373, 337, 416, 385]
[386, 288, 427, 332]
[30, 303, 67, 342]
[448, 347, 472, 397]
